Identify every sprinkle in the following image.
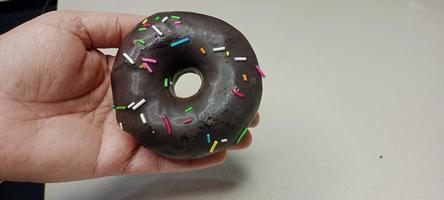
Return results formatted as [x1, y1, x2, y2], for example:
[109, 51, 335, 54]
[161, 16, 168, 23]
[171, 15, 181, 20]
[255, 65, 266, 78]
[143, 23, 151, 27]
[173, 21, 182, 25]
[225, 51, 230, 57]
[206, 134, 211, 144]
[232, 87, 245, 98]
[213, 46, 226, 52]
[151, 25, 163, 36]
[162, 115, 172, 135]
[234, 57, 247, 61]
[170, 37, 190, 47]
[112, 105, 126, 110]
[242, 74, 248, 81]
[199, 48, 206, 55]
[142, 18, 148, 24]
[221, 138, 228, 143]
[154, 16, 160, 21]
[123, 53, 135, 64]
[131, 99, 146, 110]
[138, 27, 147, 32]
[164, 78, 169, 88]
[119, 122, 123, 129]
[183, 117, 193, 124]
[135, 39, 145, 45]
[142, 57, 157, 63]
[209, 140, 219, 153]
[140, 113, 147, 124]
[184, 106, 193, 113]
[144, 63, 153, 74]
[127, 102, 136, 108]
[236, 128, 248, 144]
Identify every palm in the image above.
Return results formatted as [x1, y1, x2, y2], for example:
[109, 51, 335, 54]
[0, 11, 255, 182]
[0, 12, 145, 182]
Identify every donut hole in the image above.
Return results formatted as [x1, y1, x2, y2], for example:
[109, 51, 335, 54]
[170, 68, 203, 99]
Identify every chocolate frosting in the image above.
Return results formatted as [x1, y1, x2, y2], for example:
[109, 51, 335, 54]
[111, 11, 262, 159]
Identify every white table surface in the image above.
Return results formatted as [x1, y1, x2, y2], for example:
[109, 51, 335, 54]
[47, 0, 444, 199]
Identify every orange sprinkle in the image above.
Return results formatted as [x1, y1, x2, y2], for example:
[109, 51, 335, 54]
[242, 74, 248, 81]
[139, 63, 146, 69]
[200, 47, 206, 55]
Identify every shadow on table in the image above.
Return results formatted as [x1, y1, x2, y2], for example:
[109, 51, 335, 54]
[95, 156, 248, 200]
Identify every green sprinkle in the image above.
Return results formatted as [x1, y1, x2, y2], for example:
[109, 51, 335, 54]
[185, 106, 193, 113]
[155, 16, 160, 21]
[138, 27, 147, 32]
[115, 106, 126, 110]
[171, 15, 181, 20]
[164, 78, 169, 88]
[112, 105, 126, 110]
[136, 39, 145, 45]
[236, 128, 249, 144]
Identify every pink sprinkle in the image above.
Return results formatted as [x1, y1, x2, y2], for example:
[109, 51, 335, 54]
[232, 87, 245, 98]
[183, 117, 192, 124]
[173, 21, 182, 25]
[140, 63, 153, 74]
[143, 23, 151, 27]
[142, 58, 157, 63]
[162, 115, 172, 135]
[144, 63, 153, 74]
[255, 65, 266, 78]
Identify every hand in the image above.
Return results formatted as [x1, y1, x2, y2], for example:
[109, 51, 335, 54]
[0, 10, 259, 182]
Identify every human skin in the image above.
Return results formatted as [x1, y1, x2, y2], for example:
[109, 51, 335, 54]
[0, 10, 259, 183]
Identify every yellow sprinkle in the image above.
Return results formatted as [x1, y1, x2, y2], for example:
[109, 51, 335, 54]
[242, 74, 248, 81]
[142, 18, 148, 24]
[225, 51, 230, 57]
[200, 47, 206, 55]
[209, 140, 218, 153]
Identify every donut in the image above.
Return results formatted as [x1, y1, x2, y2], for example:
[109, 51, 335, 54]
[111, 11, 265, 159]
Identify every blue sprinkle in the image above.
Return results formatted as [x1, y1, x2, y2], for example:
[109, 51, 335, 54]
[206, 134, 211, 144]
[170, 37, 190, 47]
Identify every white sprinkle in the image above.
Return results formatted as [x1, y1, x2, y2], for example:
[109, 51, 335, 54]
[140, 113, 147, 124]
[119, 122, 123, 129]
[221, 138, 228, 143]
[127, 102, 136, 108]
[132, 99, 146, 110]
[152, 130, 156, 134]
[234, 57, 247, 61]
[213, 46, 226, 52]
[161, 16, 168, 23]
[123, 53, 135, 64]
[151, 25, 163, 36]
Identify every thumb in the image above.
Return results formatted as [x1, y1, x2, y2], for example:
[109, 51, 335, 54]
[40, 10, 144, 49]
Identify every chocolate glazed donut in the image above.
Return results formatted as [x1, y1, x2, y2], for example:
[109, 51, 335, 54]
[111, 11, 265, 159]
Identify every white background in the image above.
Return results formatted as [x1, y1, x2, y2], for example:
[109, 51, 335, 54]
[47, 0, 444, 199]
